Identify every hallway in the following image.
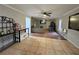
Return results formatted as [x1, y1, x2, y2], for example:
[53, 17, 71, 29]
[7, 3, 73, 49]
[0, 32, 79, 55]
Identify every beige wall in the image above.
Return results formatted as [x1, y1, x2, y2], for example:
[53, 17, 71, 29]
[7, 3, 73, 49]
[55, 7, 79, 48]
[31, 17, 51, 29]
[0, 5, 26, 29]
[31, 17, 51, 32]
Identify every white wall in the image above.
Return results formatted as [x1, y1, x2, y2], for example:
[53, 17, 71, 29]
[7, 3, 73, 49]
[0, 5, 26, 28]
[55, 7, 79, 48]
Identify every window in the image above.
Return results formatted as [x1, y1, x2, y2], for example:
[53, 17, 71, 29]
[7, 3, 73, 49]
[58, 19, 62, 32]
[26, 17, 31, 34]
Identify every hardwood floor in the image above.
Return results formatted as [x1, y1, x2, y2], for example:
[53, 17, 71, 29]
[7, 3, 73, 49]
[0, 32, 79, 55]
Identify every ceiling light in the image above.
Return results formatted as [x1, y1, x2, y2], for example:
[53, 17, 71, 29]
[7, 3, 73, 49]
[43, 15, 47, 17]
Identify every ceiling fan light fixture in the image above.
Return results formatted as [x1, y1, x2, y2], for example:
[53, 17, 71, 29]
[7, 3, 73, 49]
[43, 15, 47, 17]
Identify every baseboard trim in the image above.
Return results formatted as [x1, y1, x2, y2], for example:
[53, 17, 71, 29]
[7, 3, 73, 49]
[67, 38, 79, 48]
[57, 31, 79, 48]
[61, 34, 79, 48]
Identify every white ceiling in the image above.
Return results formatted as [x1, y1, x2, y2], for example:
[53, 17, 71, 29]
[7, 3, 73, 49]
[8, 4, 79, 19]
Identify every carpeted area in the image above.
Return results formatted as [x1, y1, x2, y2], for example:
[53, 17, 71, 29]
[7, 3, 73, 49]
[31, 32, 61, 39]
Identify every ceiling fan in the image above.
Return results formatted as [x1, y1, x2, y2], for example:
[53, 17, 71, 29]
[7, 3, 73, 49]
[41, 11, 52, 17]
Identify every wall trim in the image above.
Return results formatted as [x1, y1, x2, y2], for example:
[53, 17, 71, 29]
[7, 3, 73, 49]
[59, 32, 79, 48]
[2, 4, 25, 15]
[63, 6, 79, 16]
[68, 39, 79, 48]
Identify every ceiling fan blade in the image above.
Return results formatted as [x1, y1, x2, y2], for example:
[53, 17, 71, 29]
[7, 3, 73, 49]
[48, 13, 52, 14]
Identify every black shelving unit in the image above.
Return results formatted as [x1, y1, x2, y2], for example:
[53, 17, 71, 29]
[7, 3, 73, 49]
[0, 16, 20, 51]
[0, 16, 14, 36]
